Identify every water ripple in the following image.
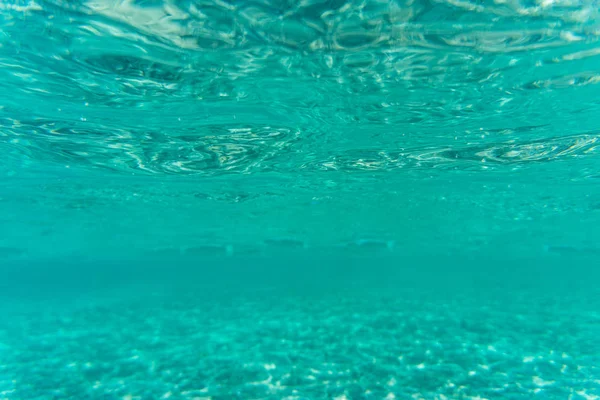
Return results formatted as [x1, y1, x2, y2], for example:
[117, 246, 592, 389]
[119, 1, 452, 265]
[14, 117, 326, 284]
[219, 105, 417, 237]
[1, 119, 300, 175]
[302, 134, 600, 172]
[3, 114, 597, 174]
[1, 0, 600, 176]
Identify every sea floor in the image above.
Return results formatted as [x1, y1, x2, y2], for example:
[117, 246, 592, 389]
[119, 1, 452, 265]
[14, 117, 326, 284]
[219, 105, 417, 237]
[1, 257, 599, 400]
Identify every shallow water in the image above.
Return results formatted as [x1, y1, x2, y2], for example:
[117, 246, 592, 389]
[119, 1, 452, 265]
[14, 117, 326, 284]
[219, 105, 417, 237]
[2, 0, 600, 398]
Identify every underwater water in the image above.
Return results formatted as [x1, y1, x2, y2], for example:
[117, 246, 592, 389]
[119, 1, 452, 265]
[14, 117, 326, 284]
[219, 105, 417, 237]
[2, 0, 600, 398]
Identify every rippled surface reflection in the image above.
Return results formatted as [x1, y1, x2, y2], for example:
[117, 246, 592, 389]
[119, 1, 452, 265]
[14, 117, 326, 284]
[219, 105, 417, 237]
[1, 0, 600, 256]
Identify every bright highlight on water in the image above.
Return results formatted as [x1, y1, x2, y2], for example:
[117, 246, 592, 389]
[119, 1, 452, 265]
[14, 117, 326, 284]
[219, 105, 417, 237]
[1, 0, 600, 399]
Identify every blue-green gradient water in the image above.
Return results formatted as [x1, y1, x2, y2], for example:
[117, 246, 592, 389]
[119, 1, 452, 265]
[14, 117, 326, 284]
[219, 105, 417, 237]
[2, 0, 600, 399]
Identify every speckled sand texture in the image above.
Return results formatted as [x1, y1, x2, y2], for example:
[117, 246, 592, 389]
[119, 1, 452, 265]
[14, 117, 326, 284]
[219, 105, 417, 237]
[1, 283, 599, 400]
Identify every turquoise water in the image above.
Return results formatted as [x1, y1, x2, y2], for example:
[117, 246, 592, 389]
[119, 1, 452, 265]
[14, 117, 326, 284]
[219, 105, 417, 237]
[2, 0, 600, 398]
